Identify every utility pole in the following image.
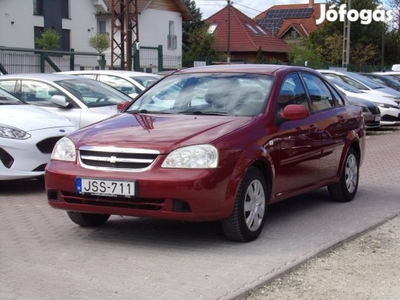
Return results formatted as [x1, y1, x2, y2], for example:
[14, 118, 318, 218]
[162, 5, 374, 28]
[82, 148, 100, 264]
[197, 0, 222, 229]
[342, 0, 350, 69]
[227, 0, 231, 63]
[111, 0, 139, 70]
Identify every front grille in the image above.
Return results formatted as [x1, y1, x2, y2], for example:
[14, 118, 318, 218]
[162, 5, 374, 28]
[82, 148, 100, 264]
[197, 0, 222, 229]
[0, 147, 14, 168]
[61, 191, 165, 210]
[79, 146, 160, 171]
[37, 136, 64, 154]
[368, 106, 380, 115]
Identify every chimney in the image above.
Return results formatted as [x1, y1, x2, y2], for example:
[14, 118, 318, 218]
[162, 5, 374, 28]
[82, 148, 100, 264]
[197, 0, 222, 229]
[309, 0, 314, 7]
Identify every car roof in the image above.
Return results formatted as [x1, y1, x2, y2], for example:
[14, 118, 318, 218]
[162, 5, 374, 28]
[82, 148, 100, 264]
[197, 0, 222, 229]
[0, 73, 87, 81]
[174, 64, 317, 75]
[59, 70, 161, 77]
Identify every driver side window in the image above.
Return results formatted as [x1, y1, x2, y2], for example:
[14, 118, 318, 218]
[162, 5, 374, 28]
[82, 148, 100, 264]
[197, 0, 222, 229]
[278, 73, 308, 114]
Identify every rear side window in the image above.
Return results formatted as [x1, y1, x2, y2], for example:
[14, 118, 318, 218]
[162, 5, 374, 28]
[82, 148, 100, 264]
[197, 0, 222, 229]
[301, 73, 336, 112]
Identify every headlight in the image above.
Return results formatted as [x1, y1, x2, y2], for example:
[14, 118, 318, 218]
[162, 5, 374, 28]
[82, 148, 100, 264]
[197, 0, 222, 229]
[51, 137, 76, 162]
[162, 145, 218, 168]
[377, 103, 398, 109]
[0, 125, 30, 139]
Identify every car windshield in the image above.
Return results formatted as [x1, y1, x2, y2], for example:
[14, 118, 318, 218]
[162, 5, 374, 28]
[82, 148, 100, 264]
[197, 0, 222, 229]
[126, 73, 274, 116]
[328, 78, 363, 93]
[0, 88, 24, 105]
[130, 75, 160, 88]
[347, 72, 384, 89]
[56, 78, 130, 108]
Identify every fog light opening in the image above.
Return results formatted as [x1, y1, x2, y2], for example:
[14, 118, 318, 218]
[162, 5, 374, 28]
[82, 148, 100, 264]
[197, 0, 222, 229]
[173, 200, 191, 212]
[47, 190, 59, 201]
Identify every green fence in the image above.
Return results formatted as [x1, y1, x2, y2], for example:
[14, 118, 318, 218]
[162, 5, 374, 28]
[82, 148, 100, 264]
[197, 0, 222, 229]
[0, 46, 105, 74]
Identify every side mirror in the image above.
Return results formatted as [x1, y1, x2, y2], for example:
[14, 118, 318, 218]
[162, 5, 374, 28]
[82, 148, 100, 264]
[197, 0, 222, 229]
[51, 95, 71, 108]
[281, 104, 310, 120]
[117, 100, 131, 112]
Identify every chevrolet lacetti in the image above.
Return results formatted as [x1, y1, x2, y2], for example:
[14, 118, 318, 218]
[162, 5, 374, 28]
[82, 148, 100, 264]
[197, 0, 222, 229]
[45, 65, 365, 242]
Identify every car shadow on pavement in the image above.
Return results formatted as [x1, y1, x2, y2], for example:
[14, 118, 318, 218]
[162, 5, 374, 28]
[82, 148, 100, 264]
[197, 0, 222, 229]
[66, 188, 337, 247]
[0, 177, 45, 194]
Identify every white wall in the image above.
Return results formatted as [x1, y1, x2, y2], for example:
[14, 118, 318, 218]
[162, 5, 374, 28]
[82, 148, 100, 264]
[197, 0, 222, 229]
[138, 9, 182, 57]
[63, 1, 99, 52]
[0, 0, 44, 48]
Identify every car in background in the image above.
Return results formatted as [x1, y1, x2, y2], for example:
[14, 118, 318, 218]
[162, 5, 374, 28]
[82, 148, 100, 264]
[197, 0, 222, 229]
[359, 73, 400, 92]
[0, 73, 133, 128]
[317, 69, 400, 105]
[0, 88, 77, 181]
[325, 78, 382, 128]
[373, 71, 400, 82]
[58, 70, 162, 98]
[45, 64, 365, 242]
[326, 76, 400, 126]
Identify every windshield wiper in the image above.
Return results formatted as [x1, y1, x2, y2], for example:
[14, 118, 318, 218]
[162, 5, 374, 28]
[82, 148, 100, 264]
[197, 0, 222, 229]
[179, 110, 229, 116]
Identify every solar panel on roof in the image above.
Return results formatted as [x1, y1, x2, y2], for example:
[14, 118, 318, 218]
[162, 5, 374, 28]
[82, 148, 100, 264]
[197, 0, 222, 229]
[259, 7, 313, 35]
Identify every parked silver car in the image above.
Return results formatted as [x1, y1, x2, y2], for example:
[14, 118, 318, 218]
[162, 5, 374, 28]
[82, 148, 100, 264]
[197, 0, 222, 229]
[58, 70, 161, 98]
[0, 73, 133, 128]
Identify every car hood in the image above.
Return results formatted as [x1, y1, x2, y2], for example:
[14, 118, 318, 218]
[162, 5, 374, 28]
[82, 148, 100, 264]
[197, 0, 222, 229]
[88, 105, 120, 114]
[343, 91, 398, 106]
[1, 105, 77, 131]
[69, 113, 256, 153]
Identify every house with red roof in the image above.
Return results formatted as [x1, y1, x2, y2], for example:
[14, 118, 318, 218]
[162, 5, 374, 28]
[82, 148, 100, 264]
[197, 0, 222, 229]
[254, 0, 322, 42]
[205, 5, 288, 63]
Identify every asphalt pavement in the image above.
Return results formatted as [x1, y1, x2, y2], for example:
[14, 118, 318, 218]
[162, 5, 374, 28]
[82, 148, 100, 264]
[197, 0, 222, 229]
[1, 126, 399, 300]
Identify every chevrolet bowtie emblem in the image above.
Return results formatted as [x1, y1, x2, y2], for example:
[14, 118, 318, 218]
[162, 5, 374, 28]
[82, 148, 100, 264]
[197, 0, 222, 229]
[107, 156, 117, 163]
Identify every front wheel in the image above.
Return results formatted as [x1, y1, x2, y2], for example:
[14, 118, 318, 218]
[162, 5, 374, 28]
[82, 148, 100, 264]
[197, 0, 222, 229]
[328, 147, 359, 202]
[67, 211, 110, 227]
[222, 167, 269, 242]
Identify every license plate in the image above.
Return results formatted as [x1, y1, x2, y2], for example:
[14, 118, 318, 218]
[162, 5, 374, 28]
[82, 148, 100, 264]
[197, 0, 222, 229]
[374, 115, 381, 121]
[76, 178, 135, 197]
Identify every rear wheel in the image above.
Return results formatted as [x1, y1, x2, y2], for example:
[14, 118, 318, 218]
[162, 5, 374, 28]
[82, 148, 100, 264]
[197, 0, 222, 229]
[67, 211, 110, 227]
[328, 147, 359, 202]
[222, 167, 269, 242]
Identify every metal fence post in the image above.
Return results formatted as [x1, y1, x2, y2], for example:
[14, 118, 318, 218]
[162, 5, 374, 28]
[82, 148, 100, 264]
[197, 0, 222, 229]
[158, 45, 163, 72]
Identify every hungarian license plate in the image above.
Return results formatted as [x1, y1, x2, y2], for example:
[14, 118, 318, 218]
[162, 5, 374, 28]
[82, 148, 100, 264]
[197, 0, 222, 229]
[76, 178, 135, 197]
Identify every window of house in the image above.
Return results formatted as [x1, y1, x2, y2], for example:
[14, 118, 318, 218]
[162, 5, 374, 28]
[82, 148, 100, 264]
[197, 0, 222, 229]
[168, 21, 177, 50]
[61, 0, 70, 19]
[256, 25, 268, 36]
[33, 0, 43, 16]
[246, 24, 258, 35]
[208, 24, 217, 34]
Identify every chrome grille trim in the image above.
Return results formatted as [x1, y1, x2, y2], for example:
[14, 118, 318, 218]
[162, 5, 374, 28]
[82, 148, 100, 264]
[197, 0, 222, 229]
[79, 146, 160, 172]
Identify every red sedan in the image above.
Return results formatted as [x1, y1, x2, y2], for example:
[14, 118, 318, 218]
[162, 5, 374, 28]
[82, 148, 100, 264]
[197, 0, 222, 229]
[45, 64, 365, 242]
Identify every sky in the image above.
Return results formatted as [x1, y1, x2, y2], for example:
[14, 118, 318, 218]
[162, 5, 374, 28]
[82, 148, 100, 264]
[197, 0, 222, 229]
[193, 0, 319, 20]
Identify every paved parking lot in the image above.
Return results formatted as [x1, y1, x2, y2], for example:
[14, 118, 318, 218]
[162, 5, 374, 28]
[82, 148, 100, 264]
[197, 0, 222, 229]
[1, 127, 400, 300]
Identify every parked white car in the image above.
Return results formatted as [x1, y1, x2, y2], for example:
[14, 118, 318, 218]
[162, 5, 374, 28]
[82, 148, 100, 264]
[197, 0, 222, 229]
[317, 70, 400, 105]
[0, 74, 133, 128]
[0, 88, 77, 181]
[326, 77, 400, 126]
[58, 70, 161, 98]
[373, 71, 400, 82]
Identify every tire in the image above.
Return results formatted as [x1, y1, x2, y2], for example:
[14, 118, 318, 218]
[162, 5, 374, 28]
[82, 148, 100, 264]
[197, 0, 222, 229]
[67, 211, 110, 227]
[222, 167, 269, 242]
[328, 147, 359, 202]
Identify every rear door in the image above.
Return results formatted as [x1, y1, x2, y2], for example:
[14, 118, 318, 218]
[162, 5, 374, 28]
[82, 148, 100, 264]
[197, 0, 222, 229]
[272, 72, 321, 198]
[300, 72, 352, 181]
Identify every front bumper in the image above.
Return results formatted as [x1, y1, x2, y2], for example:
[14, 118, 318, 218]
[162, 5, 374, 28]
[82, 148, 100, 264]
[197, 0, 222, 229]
[45, 160, 236, 222]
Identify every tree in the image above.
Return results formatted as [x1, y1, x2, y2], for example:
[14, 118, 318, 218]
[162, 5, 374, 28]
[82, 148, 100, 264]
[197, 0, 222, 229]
[35, 28, 60, 50]
[254, 47, 265, 64]
[287, 40, 322, 68]
[88, 34, 110, 53]
[182, 0, 222, 62]
[308, 0, 389, 66]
